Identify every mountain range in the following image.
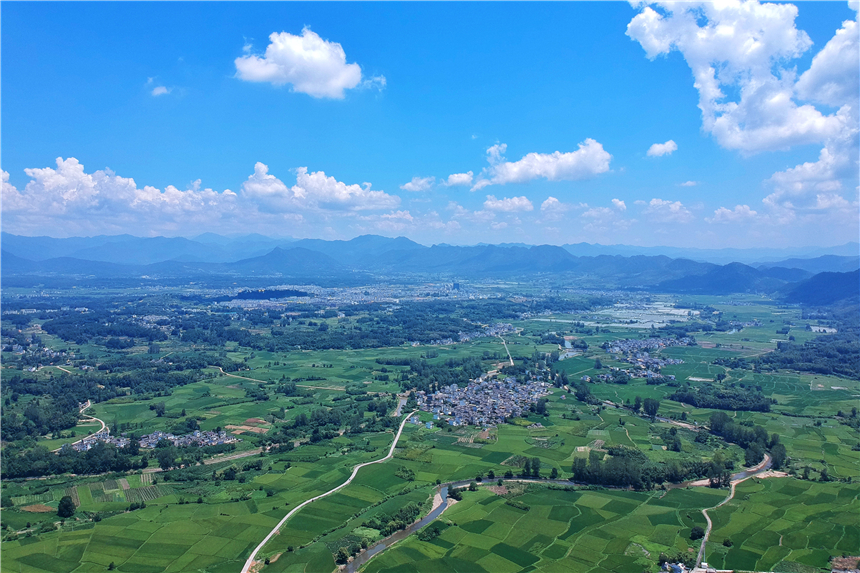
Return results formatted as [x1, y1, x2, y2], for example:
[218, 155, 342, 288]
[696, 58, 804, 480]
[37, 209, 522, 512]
[2, 233, 858, 300]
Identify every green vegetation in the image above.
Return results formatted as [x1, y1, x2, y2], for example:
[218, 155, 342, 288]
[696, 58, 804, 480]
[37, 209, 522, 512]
[1, 288, 857, 572]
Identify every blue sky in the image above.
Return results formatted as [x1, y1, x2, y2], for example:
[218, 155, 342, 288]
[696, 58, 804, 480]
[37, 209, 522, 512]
[2, 1, 858, 248]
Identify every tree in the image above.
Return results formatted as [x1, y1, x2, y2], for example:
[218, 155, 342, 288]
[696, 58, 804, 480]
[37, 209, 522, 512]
[154, 402, 166, 417]
[156, 448, 176, 471]
[770, 443, 787, 470]
[531, 457, 541, 478]
[690, 526, 705, 540]
[594, 358, 603, 370]
[335, 547, 350, 564]
[57, 495, 75, 518]
[108, 563, 116, 571]
[633, 396, 642, 412]
[468, 481, 478, 492]
[643, 398, 660, 420]
[550, 467, 559, 479]
[522, 458, 531, 477]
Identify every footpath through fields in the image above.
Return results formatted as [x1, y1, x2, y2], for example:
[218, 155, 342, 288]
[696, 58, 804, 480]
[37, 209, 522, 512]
[209, 366, 345, 391]
[240, 410, 419, 573]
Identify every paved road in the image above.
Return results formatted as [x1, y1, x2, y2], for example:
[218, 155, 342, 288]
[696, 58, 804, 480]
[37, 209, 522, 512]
[240, 410, 418, 573]
[52, 401, 107, 453]
[696, 453, 772, 568]
[498, 336, 514, 366]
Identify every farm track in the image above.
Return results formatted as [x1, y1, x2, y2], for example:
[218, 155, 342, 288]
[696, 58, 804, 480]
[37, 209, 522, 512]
[209, 366, 346, 391]
[241, 410, 418, 573]
[696, 453, 772, 568]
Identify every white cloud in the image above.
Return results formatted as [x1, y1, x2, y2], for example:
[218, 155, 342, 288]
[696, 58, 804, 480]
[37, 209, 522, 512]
[795, 19, 859, 108]
[611, 198, 627, 211]
[491, 222, 508, 230]
[151, 86, 172, 96]
[400, 176, 434, 192]
[483, 195, 534, 212]
[234, 27, 378, 99]
[628, 1, 859, 227]
[641, 198, 694, 223]
[582, 206, 614, 219]
[289, 167, 399, 211]
[442, 171, 473, 187]
[540, 197, 569, 213]
[2, 158, 239, 235]
[707, 204, 758, 223]
[470, 139, 611, 191]
[679, 181, 699, 187]
[627, 2, 844, 154]
[238, 162, 404, 213]
[646, 140, 677, 157]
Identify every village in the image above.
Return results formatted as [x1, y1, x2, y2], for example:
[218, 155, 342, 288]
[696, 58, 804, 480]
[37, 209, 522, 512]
[67, 428, 240, 452]
[415, 374, 552, 427]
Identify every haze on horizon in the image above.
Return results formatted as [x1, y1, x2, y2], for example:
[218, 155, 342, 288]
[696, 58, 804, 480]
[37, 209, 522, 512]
[2, 1, 858, 249]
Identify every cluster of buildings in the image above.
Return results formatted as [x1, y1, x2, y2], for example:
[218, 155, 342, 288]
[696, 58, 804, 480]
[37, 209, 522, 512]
[66, 429, 239, 453]
[215, 283, 486, 311]
[68, 430, 129, 452]
[605, 336, 694, 354]
[138, 430, 240, 449]
[426, 322, 516, 346]
[416, 375, 551, 427]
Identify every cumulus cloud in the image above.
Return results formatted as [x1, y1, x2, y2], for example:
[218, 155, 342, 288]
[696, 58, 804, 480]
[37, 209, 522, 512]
[646, 140, 677, 157]
[151, 86, 172, 96]
[2, 158, 239, 235]
[707, 204, 758, 223]
[679, 181, 699, 187]
[288, 167, 399, 211]
[234, 27, 380, 99]
[628, 0, 859, 225]
[470, 139, 611, 191]
[442, 171, 473, 187]
[400, 176, 434, 192]
[483, 195, 534, 212]
[640, 198, 694, 224]
[612, 198, 627, 211]
[628, 2, 843, 154]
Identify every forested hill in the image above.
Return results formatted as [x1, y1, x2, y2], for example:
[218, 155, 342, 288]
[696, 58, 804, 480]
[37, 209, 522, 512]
[784, 269, 860, 305]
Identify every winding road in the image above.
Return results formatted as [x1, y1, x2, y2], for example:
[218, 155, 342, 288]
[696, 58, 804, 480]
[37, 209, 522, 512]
[240, 410, 418, 573]
[696, 453, 773, 568]
[51, 400, 107, 453]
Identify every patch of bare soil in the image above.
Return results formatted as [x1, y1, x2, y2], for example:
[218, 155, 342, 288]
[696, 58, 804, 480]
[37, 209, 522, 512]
[22, 504, 54, 513]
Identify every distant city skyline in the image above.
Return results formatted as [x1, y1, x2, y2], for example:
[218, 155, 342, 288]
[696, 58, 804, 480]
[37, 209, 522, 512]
[2, 1, 858, 248]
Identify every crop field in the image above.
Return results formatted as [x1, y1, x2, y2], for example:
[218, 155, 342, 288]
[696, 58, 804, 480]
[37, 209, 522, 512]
[705, 478, 860, 572]
[3, 291, 857, 573]
[362, 484, 729, 573]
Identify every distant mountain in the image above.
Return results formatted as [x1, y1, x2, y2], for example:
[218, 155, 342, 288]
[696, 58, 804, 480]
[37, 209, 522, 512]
[290, 235, 425, 266]
[562, 241, 859, 264]
[1, 251, 133, 277]
[656, 262, 786, 294]
[757, 255, 860, 274]
[784, 269, 860, 305]
[226, 247, 344, 275]
[1, 233, 854, 300]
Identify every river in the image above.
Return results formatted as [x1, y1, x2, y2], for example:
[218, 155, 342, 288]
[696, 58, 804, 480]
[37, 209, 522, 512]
[345, 485, 449, 573]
